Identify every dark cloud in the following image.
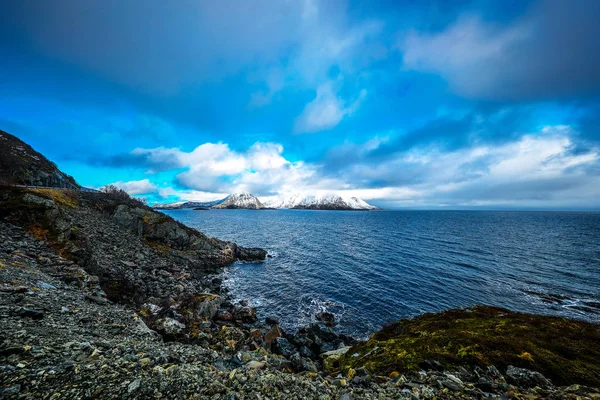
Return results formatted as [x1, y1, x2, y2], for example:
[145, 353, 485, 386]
[401, 0, 600, 101]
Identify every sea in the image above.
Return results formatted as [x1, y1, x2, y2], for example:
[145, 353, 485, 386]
[165, 209, 600, 339]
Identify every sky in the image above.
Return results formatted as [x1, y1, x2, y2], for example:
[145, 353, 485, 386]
[1, 0, 600, 209]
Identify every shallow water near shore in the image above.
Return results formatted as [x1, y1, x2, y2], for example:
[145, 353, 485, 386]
[166, 209, 600, 338]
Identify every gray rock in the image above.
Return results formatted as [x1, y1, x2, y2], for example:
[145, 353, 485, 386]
[506, 365, 552, 389]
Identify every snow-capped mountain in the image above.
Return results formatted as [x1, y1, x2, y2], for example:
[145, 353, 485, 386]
[292, 193, 378, 210]
[261, 193, 303, 209]
[154, 192, 378, 211]
[212, 192, 264, 209]
[260, 193, 379, 210]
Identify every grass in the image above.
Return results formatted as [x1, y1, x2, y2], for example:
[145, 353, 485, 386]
[338, 305, 600, 387]
[29, 188, 79, 208]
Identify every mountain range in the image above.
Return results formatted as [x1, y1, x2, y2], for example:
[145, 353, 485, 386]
[154, 192, 379, 211]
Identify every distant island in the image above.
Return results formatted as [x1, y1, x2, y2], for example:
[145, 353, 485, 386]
[154, 191, 380, 211]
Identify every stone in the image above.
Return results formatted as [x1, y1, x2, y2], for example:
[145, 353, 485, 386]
[264, 324, 283, 345]
[19, 308, 44, 320]
[216, 311, 233, 321]
[232, 306, 257, 323]
[272, 337, 295, 358]
[36, 281, 56, 290]
[506, 365, 552, 389]
[245, 361, 266, 370]
[265, 316, 279, 325]
[316, 311, 336, 327]
[127, 379, 141, 394]
[157, 318, 186, 335]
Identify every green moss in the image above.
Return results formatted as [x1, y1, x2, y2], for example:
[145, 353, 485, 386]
[339, 305, 600, 387]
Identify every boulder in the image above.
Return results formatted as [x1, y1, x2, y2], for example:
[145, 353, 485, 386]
[316, 311, 336, 327]
[156, 318, 186, 335]
[232, 306, 257, 323]
[506, 365, 553, 389]
[264, 325, 283, 346]
[193, 293, 224, 320]
[272, 337, 295, 358]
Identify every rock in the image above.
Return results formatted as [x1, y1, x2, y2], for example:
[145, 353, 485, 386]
[18, 308, 44, 320]
[264, 324, 283, 346]
[245, 361, 265, 370]
[157, 318, 186, 335]
[316, 311, 336, 327]
[265, 316, 279, 325]
[127, 379, 141, 394]
[420, 360, 444, 371]
[36, 281, 56, 290]
[272, 337, 295, 358]
[232, 306, 257, 323]
[321, 346, 351, 371]
[193, 293, 224, 320]
[216, 311, 233, 321]
[506, 365, 553, 389]
[299, 345, 315, 359]
[84, 294, 108, 305]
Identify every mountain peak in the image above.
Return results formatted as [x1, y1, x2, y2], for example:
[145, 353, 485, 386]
[212, 192, 264, 209]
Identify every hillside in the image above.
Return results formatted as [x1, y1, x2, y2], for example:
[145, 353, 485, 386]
[0, 129, 79, 189]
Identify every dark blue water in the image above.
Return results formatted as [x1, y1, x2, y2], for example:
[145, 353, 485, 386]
[166, 210, 600, 338]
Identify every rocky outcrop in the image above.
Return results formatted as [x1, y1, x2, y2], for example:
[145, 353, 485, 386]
[0, 187, 266, 305]
[0, 130, 79, 188]
[338, 305, 600, 388]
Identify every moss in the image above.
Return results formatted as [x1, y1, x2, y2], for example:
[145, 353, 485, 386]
[339, 305, 600, 387]
[29, 188, 79, 208]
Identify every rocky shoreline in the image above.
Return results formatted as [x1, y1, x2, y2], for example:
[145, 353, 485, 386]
[1, 186, 600, 399]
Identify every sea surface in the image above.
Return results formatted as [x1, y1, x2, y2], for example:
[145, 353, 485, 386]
[166, 209, 600, 338]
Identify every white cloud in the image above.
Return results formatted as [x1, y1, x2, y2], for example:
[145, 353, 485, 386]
[106, 179, 157, 195]
[128, 125, 600, 209]
[295, 82, 367, 133]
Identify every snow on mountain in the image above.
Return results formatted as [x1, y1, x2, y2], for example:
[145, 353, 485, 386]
[153, 201, 187, 210]
[261, 193, 378, 210]
[155, 191, 378, 211]
[212, 192, 264, 209]
[261, 193, 303, 209]
[292, 193, 378, 210]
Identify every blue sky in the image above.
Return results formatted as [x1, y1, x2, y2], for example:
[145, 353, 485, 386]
[1, 0, 600, 209]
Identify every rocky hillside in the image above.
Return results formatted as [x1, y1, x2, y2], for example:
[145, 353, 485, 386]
[0, 130, 79, 189]
[0, 187, 266, 304]
[212, 192, 264, 209]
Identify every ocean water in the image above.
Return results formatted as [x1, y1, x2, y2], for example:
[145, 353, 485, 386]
[166, 209, 600, 338]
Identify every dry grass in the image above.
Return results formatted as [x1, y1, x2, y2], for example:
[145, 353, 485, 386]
[30, 188, 79, 208]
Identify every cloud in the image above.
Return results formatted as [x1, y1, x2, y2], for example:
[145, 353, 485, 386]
[295, 82, 367, 133]
[320, 126, 600, 208]
[399, 0, 600, 100]
[106, 124, 600, 209]
[105, 179, 157, 195]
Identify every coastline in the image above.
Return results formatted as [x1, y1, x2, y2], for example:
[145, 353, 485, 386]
[1, 186, 599, 398]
